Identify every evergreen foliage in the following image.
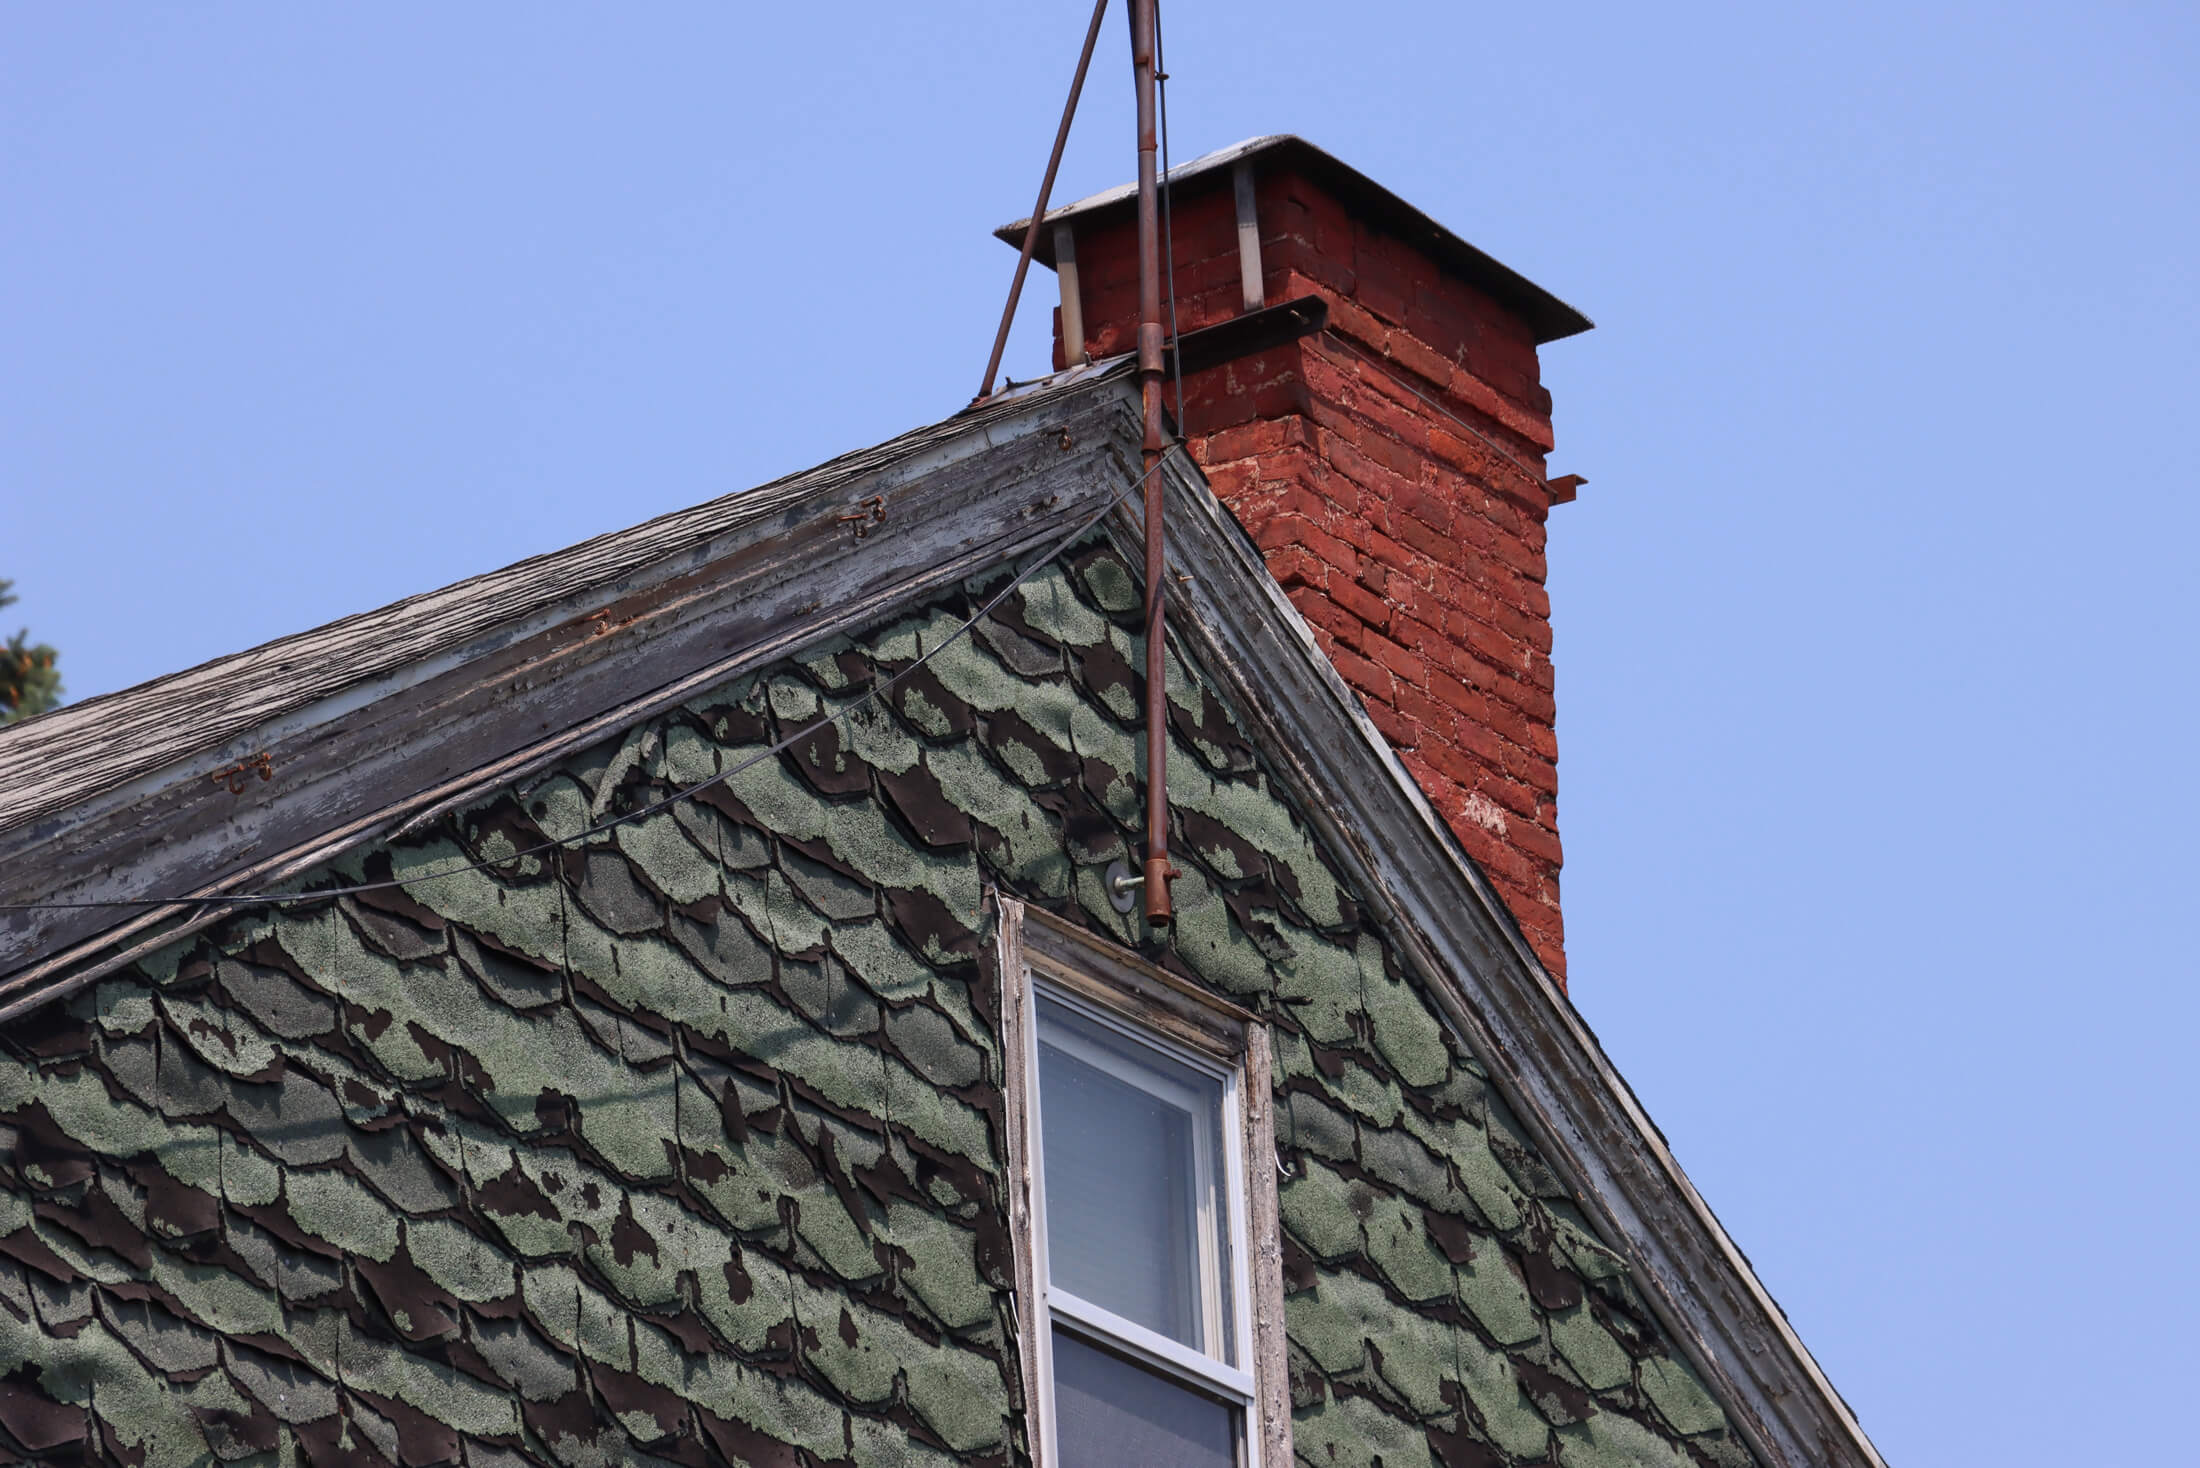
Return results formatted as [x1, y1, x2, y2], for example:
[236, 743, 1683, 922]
[0, 579, 62, 725]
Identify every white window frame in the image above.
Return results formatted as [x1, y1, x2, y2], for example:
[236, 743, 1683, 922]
[996, 899, 1292, 1468]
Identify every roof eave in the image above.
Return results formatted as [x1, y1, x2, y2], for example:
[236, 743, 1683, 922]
[0, 366, 1147, 994]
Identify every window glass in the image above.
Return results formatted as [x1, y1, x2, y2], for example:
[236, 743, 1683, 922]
[1035, 993, 1230, 1355]
[1050, 1330, 1235, 1468]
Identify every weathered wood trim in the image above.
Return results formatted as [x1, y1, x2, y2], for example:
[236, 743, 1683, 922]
[1131, 457, 1887, 1468]
[991, 898, 1048, 1461]
[0, 376, 1147, 994]
[0, 383, 1132, 836]
[1243, 1019, 1292, 1468]
[1022, 903, 1255, 1061]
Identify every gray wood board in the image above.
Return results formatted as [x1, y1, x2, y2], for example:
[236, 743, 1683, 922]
[0, 372, 1135, 840]
[0, 374, 1144, 990]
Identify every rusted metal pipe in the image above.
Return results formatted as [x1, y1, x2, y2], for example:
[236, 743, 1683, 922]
[976, 0, 1110, 403]
[1131, 0, 1173, 927]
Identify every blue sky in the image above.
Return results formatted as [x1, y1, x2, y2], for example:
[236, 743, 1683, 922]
[6, 5, 2196, 1462]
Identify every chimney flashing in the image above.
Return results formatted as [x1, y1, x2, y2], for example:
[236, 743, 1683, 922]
[994, 134, 1594, 345]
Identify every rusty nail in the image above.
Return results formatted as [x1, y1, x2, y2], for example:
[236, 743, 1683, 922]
[210, 751, 274, 795]
[836, 496, 888, 540]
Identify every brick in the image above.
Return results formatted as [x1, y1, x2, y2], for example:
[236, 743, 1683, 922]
[1199, 417, 1288, 462]
[1420, 738, 1497, 794]
[1264, 547, 1327, 592]
[1480, 773, 1542, 822]
[1340, 384, 1436, 460]
[1203, 458, 1257, 499]
[1425, 667, 1483, 721]
[1453, 824, 1539, 890]
[1330, 647, 1395, 707]
[1445, 362, 1558, 452]
[1392, 681, 1448, 739]
[1512, 905, 1566, 976]
[1521, 650, 1556, 694]
[1505, 750, 1559, 799]
[1383, 579, 1428, 624]
[1485, 527, 1548, 584]
[1364, 695, 1414, 750]
[1349, 523, 1414, 579]
[1509, 818, 1564, 867]
[1451, 712, 1512, 772]
[1391, 511, 1457, 565]
[1286, 586, 1361, 646]
[1062, 162, 1571, 978]
[1387, 611, 1444, 660]
[1318, 429, 1418, 509]
[1355, 239, 1416, 323]
[1474, 689, 1538, 750]
[1253, 511, 1357, 575]
[1352, 429, 1423, 482]
[1381, 328, 1455, 392]
[1488, 673, 1557, 726]
[1277, 483, 1337, 527]
[1457, 616, 1531, 679]
[1397, 752, 1462, 816]
[1393, 481, 1459, 539]
[1362, 632, 1427, 686]
[1326, 575, 1391, 633]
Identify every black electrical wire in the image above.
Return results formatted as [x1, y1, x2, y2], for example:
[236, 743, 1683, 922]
[0, 450, 1182, 916]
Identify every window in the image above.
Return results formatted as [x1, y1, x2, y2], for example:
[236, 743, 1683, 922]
[997, 902, 1289, 1468]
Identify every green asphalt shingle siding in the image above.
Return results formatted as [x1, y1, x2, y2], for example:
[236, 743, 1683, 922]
[0, 541, 1756, 1468]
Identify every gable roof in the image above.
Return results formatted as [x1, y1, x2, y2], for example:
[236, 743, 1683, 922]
[994, 134, 1594, 345]
[0, 362, 1880, 1468]
[0, 363, 1139, 1000]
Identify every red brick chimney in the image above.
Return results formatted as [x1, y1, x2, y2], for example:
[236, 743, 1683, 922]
[1000, 137, 1591, 983]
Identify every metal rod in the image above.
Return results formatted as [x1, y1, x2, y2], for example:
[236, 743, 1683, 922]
[976, 0, 1110, 403]
[1131, 0, 1173, 927]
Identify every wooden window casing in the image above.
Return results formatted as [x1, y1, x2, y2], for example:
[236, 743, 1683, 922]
[995, 899, 1292, 1468]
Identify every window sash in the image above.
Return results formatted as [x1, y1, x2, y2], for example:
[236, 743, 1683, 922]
[1023, 988, 1258, 1468]
[1048, 1287, 1258, 1403]
[1034, 987, 1235, 1361]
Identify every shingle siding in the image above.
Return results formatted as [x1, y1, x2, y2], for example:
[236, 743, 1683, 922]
[0, 541, 1751, 1468]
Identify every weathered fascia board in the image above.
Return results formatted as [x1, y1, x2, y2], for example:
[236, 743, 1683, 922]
[1123, 458, 1888, 1468]
[0, 373, 1141, 842]
[0, 375, 1147, 1003]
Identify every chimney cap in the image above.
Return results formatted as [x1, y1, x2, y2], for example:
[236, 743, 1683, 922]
[995, 134, 1593, 345]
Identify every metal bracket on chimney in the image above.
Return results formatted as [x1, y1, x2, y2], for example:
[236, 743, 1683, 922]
[1161, 295, 1328, 381]
[1546, 474, 1586, 506]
